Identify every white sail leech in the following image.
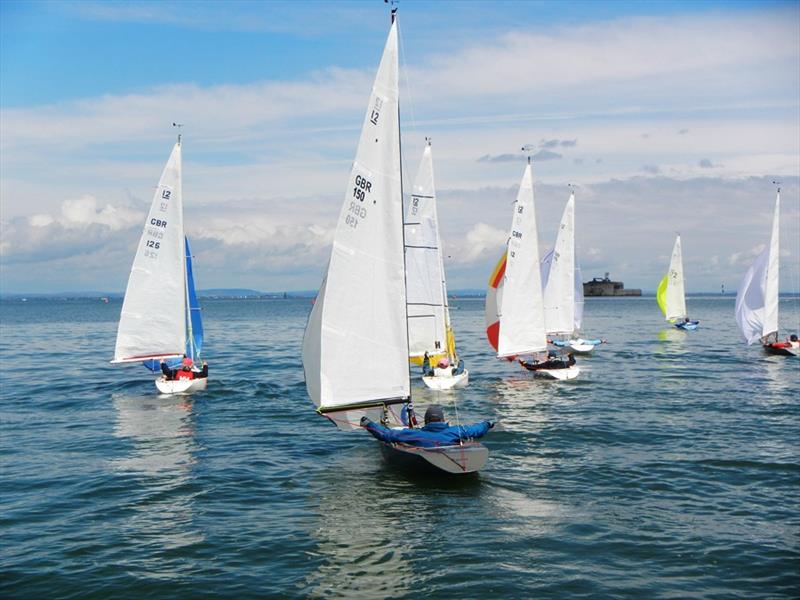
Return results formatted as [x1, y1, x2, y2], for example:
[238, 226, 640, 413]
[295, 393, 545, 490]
[302, 21, 409, 412]
[113, 142, 186, 363]
[405, 143, 448, 360]
[497, 163, 548, 357]
[542, 193, 576, 336]
[665, 235, 688, 322]
[735, 192, 780, 344]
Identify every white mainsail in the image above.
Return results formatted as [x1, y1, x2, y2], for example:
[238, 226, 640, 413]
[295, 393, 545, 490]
[735, 192, 780, 344]
[661, 235, 688, 322]
[497, 162, 548, 357]
[302, 21, 409, 412]
[542, 193, 576, 335]
[113, 142, 186, 363]
[405, 143, 450, 361]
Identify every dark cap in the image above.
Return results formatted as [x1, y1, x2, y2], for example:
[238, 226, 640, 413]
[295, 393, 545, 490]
[424, 404, 445, 425]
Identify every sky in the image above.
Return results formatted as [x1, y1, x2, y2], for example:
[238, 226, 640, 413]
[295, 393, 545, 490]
[1, 0, 799, 294]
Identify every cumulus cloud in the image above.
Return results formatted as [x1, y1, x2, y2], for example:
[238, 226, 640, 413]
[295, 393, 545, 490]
[477, 153, 524, 163]
[540, 138, 578, 149]
[532, 149, 562, 161]
[446, 223, 507, 264]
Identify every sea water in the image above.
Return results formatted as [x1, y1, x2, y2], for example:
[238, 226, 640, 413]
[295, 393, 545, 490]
[1, 296, 798, 599]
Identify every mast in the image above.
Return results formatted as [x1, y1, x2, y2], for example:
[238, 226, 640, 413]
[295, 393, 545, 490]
[394, 6, 416, 426]
[175, 125, 196, 363]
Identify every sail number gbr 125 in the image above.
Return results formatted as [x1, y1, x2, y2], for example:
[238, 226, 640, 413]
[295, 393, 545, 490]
[143, 189, 171, 259]
[344, 174, 372, 229]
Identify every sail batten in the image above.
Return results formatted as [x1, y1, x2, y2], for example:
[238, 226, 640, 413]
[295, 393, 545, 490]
[302, 21, 409, 412]
[404, 143, 453, 362]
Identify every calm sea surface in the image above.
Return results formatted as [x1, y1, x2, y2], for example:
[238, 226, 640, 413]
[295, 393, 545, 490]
[1, 296, 798, 599]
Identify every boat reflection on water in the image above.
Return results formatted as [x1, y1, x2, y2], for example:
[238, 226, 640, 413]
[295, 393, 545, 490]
[303, 448, 417, 599]
[110, 393, 204, 578]
[657, 327, 687, 344]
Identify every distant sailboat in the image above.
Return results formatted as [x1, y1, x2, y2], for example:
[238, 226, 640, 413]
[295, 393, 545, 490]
[657, 234, 699, 330]
[405, 141, 468, 390]
[485, 158, 580, 380]
[111, 136, 208, 393]
[302, 13, 489, 473]
[541, 191, 604, 353]
[735, 189, 798, 356]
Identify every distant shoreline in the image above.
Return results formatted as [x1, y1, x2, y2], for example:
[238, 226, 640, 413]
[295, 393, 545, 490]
[3, 292, 799, 301]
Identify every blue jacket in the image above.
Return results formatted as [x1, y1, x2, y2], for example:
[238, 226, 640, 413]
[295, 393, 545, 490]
[362, 419, 492, 448]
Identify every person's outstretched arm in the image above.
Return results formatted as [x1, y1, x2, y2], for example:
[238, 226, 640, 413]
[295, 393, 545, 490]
[457, 421, 494, 440]
[360, 417, 401, 443]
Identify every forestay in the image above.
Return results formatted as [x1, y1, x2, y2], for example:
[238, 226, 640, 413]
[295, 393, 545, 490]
[113, 142, 186, 363]
[302, 21, 409, 412]
[541, 193, 576, 335]
[405, 144, 448, 361]
[496, 163, 548, 357]
[657, 235, 687, 322]
[735, 192, 780, 344]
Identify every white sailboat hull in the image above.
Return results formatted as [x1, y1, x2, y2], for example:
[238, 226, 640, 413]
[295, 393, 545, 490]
[422, 369, 469, 390]
[566, 340, 597, 354]
[155, 376, 208, 395]
[379, 440, 488, 474]
[530, 365, 580, 380]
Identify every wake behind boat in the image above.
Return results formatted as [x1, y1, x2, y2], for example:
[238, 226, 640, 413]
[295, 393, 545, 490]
[111, 134, 208, 393]
[301, 10, 491, 474]
[405, 141, 468, 390]
[735, 187, 798, 356]
[485, 155, 579, 381]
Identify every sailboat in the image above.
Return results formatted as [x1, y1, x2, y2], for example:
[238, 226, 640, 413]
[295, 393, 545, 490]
[541, 191, 604, 353]
[735, 188, 798, 356]
[485, 159, 580, 381]
[657, 235, 699, 330]
[111, 136, 208, 393]
[405, 141, 469, 390]
[301, 12, 489, 473]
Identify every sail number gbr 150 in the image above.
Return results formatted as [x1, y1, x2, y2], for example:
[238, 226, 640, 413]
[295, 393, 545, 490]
[344, 174, 373, 229]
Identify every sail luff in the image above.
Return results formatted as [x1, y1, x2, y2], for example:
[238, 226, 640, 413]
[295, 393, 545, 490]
[113, 142, 186, 362]
[302, 20, 408, 411]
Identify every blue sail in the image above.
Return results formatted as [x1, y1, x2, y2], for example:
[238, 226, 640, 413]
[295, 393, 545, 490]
[142, 237, 203, 372]
[185, 236, 204, 361]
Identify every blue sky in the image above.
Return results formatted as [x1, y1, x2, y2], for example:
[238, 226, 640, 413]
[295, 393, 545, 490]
[1, 0, 799, 294]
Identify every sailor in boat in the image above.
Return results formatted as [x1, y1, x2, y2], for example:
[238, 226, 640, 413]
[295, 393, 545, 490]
[519, 351, 576, 372]
[422, 351, 434, 377]
[160, 355, 208, 381]
[675, 317, 700, 329]
[360, 404, 493, 448]
[768, 334, 800, 351]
